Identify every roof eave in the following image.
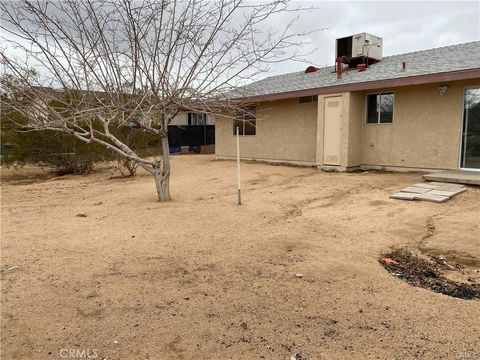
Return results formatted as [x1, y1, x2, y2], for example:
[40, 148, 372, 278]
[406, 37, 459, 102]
[233, 68, 480, 103]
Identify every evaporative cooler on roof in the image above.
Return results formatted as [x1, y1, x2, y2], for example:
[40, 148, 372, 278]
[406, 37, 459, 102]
[336, 33, 383, 67]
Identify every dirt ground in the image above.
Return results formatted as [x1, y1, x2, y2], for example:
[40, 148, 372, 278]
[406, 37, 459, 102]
[1, 155, 479, 360]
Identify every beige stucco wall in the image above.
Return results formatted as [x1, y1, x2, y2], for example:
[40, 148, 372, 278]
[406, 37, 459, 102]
[215, 98, 318, 165]
[346, 92, 364, 167]
[353, 79, 479, 170]
[319, 79, 479, 171]
[216, 78, 479, 171]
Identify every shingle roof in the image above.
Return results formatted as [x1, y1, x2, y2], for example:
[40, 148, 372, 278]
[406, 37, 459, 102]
[232, 41, 480, 100]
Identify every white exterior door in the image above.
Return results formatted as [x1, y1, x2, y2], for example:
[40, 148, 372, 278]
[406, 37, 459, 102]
[323, 96, 343, 166]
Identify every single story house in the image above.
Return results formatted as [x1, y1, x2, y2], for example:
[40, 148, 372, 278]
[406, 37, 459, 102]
[215, 35, 480, 172]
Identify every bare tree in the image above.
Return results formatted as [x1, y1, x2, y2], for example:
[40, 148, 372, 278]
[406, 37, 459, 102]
[0, 0, 315, 201]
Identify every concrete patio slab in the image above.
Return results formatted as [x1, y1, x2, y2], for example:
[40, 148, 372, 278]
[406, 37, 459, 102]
[391, 181, 466, 203]
[400, 186, 432, 194]
[429, 181, 467, 189]
[415, 193, 449, 203]
[423, 170, 480, 186]
[435, 184, 468, 192]
[390, 192, 417, 200]
[429, 188, 466, 197]
[412, 183, 442, 189]
[428, 181, 465, 187]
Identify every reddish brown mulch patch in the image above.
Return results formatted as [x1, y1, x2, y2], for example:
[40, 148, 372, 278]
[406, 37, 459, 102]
[379, 249, 480, 300]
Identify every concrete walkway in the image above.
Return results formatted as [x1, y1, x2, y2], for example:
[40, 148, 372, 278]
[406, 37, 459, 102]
[423, 170, 480, 186]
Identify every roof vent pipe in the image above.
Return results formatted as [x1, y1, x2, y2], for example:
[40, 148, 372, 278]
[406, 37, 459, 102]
[336, 57, 343, 79]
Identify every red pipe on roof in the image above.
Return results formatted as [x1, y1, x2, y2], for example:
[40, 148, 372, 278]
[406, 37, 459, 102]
[336, 57, 343, 79]
[305, 66, 320, 73]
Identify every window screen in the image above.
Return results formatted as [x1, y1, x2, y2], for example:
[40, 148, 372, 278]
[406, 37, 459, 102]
[299, 96, 318, 104]
[366, 93, 394, 124]
[187, 112, 207, 125]
[233, 106, 256, 135]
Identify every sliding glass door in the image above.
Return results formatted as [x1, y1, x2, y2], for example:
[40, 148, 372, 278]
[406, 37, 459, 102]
[461, 87, 480, 169]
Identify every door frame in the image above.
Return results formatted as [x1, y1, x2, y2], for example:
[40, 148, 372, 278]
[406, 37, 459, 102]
[459, 85, 480, 171]
[322, 95, 343, 166]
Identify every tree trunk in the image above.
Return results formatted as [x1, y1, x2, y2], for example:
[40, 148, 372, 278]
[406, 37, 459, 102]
[153, 168, 170, 201]
[153, 133, 171, 201]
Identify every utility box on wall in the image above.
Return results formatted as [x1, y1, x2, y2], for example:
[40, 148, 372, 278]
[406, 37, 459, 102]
[336, 33, 383, 63]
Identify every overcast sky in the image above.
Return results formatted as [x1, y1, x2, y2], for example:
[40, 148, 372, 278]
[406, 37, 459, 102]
[268, 0, 480, 76]
[2, 0, 479, 84]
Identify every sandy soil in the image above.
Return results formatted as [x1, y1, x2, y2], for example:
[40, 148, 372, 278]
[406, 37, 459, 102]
[1, 155, 479, 360]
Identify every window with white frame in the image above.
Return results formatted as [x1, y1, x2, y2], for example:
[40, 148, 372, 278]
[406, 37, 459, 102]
[366, 92, 394, 124]
[187, 112, 207, 125]
[233, 106, 256, 135]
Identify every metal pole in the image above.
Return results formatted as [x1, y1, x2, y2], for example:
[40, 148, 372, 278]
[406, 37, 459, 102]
[236, 126, 241, 205]
[203, 115, 207, 147]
